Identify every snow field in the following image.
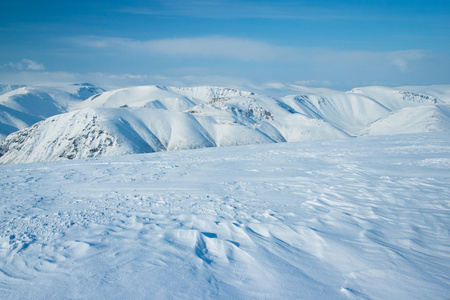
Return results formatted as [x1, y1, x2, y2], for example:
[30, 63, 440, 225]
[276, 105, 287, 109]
[0, 132, 449, 299]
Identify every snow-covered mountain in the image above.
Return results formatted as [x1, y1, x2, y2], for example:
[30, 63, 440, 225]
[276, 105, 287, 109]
[0, 83, 104, 140]
[0, 84, 449, 164]
[0, 84, 25, 96]
[0, 86, 346, 164]
[358, 105, 450, 136]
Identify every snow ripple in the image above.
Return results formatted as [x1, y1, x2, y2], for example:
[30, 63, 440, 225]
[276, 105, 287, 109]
[0, 133, 449, 299]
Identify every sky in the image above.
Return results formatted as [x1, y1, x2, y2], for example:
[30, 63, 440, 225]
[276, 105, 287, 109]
[0, 0, 449, 92]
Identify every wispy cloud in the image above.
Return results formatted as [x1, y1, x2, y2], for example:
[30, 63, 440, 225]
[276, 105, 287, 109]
[0, 70, 152, 90]
[115, 0, 412, 21]
[389, 50, 428, 73]
[116, 0, 318, 20]
[114, 0, 438, 21]
[78, 36, 288, 61]
[76, 35, 431, 74]
[295, 80, 331, 86]
[1, 37, 438, 92]
[310, 49, 430, 74]
[1, 58, 45, 71]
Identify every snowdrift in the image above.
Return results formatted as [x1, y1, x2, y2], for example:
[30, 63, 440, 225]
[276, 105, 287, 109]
[1, 132, 449, 299]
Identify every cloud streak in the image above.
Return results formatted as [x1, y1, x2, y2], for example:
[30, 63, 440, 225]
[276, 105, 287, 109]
[1, 37, 438, 92]
[115, 0, 423, 22]
[1, 59, 45, 71]
[116, 1, 318, 20]
[79, 36, 286, 61]
[389, 50, 428, 73]
[77, 35, 430, 73]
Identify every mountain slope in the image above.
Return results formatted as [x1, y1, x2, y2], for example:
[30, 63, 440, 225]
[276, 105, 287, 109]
[397, 84, 450, 103]
[358, 105, 450, 136]
[282, 85, 447, 135]
[282, 92, 390, 134]
[0, 104, 346, 164]
[0, 83, 104, 140]
[0, 84, 25, 96]
[349, 86, 443, 110]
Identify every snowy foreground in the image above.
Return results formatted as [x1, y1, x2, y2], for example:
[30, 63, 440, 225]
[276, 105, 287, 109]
[1, 132, 449, 299]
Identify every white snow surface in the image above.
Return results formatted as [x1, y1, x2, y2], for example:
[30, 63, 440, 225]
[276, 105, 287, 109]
[0, 132, 449, 299]
[1, 84, 450, 164]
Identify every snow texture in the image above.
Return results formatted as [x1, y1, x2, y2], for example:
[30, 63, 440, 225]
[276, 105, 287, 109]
[0, 132, 449, 299]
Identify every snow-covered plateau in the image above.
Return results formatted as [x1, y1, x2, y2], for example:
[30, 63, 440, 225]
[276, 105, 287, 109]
[1, 84, 449, 164]
[1, 132, 449, 299]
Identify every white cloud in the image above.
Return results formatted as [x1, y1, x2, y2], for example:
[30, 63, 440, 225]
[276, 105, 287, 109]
[0, 71, 149, 90]
[116, 1, 310, 20]
[76, 36, 431, 76]
[1, 58, 45, 71]
[78, 36, 288, 61]
[21, 59, 46, 71]
[1, 38, 439, 92]
[116, 1, 386, 21]
[263, 82, 286, 89]
[389, 50, 427, 73]
[294, 80, 331, 87]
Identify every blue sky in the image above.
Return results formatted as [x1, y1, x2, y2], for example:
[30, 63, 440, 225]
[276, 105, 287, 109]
[1, 0, 449, 92]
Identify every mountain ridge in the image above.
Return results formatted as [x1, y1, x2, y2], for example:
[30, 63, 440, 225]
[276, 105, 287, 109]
[0, 84, 449, 164]
[0, 83, 104, 140]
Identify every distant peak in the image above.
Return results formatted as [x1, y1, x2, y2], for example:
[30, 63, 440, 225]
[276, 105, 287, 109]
[74, 82, 101, 88]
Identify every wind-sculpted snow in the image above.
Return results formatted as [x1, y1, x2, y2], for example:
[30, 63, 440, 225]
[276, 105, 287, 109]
[1, 84, 450, 164]
[0, 133, 449, 299]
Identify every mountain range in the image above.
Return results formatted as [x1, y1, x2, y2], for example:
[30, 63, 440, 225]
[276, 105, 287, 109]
[0, 83, 449, 164]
